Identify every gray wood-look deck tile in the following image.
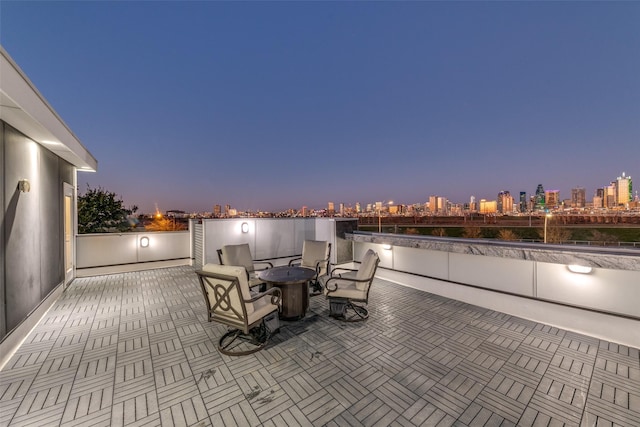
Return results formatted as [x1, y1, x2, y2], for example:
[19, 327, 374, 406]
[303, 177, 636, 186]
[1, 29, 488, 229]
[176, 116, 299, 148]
[1, 266, 638, 426]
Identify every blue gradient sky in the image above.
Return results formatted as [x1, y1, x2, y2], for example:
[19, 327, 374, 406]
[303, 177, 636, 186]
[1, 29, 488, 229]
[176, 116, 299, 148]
[2, 1, 639, 213]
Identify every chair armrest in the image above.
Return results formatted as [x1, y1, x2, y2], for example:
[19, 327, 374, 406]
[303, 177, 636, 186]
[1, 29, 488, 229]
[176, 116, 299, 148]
[329, 266, 358, 276]
[324, 275, 372, 293]
[253, 261, 274, 271]
[288, 257, 302, 267]
[315, 259, 330, 273]
[246, 286, 282, 306]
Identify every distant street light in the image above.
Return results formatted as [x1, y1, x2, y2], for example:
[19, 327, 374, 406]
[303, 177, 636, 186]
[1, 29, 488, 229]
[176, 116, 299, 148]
[378, 200, 393, 233]
[544, 213, 552, 243]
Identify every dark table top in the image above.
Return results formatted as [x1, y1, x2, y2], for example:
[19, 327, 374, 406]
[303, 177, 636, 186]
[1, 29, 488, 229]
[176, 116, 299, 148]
[258, 266, 315, 285]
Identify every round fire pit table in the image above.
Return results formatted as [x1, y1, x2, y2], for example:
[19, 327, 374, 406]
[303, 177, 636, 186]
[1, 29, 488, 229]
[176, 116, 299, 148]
[258, 266, 315, 320]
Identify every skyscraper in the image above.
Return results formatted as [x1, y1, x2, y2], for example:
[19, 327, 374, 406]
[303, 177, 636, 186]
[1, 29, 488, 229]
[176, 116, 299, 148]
[429, 196, 438, 213]
[327, 202, 335, 216]
[604, 185, 616, 208]
[497, 191, 513, 214]
[519, 192, 527, 213]
[534, 184, 545, 210]
[571, 187, 586, 208]
[616, 172, 632, 207]
[545, 190, 560, 209]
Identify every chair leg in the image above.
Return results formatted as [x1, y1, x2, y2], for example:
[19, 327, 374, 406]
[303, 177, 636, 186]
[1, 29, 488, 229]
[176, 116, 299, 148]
[309, 279, 323, 296]
[218, 324, 271, 356]
[330, 300, 369, 322]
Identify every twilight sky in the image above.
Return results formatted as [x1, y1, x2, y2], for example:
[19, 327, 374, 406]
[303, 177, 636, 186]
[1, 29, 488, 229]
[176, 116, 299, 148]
[2, 1, 639, 213]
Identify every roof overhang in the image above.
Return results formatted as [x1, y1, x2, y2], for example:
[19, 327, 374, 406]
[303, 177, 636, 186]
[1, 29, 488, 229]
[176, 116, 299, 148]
[0, 45, 97, 172]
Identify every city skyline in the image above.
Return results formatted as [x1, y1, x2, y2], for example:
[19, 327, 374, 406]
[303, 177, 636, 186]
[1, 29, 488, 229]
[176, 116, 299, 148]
[2, 2, 639, 213]
[181, 170, 636, 216]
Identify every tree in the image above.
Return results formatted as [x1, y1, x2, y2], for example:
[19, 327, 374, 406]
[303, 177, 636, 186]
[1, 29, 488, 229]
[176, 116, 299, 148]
[497, 229, 518, 241]
[590, 230, 619, 246]
[78, 185, 137, 233]
[538, 225, 572, 243]
[463, 227, 482, 238]
[144, 216, 187, 231]
[404, 227, 421, 235]
[431, 227, 447, 237]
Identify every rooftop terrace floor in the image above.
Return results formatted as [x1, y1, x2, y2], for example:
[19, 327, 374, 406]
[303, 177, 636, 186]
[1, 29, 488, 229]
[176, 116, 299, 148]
[1, 266, 638, 427]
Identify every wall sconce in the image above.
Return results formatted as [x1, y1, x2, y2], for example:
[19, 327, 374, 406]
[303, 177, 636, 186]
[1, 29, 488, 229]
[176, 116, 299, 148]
[140, 236, 150, 248]
[382, 244, 392, 250]
[241, 222, 249, 233]
[567, 264, 592, 274]
[18, 179, 31, 193]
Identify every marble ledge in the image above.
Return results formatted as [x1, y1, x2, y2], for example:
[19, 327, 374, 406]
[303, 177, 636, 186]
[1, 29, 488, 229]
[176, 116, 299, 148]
[347, 232, 640, 272]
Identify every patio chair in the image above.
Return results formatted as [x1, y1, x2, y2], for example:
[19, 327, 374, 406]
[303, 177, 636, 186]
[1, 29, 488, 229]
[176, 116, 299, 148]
[322, 249, 379, 322]
[196, 263, 281, 356]
[217, 243, 273, 290]
[288, 240, 331, 295]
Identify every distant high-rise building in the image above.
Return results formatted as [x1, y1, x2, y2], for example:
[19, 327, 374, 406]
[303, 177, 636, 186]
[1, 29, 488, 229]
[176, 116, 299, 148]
[593, 194, 603, 209]
[428, 196, 438, 213]
[497, 191, 513, 214]
[519, 192, 527, 213]
[469, 195, 477, 212]
[479, 199, 497, 214]
[224, 204, 231, 216]
[437, 197, 448, 214]
[534, 184, 545, 210]
[355, 202, 361, 213]
[545, 190, 560, 209]
[339, 203, 345, 216]
[616, 172, 632, 207]
[301, 206, 308, 217]
[327, 202, 335, 216]
[571, 187, 586, 208]
[213, 204, 222, 217]
[604, 185, 616, 208]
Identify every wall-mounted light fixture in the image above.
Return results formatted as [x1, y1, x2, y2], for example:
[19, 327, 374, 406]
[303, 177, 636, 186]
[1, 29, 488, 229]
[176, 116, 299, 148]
[382, 244, 392, 250]
[241, 222, 249, 233]
[567, 264, 592, 274]
[18, 179, 31, 193]
[140, 236, 150, 248]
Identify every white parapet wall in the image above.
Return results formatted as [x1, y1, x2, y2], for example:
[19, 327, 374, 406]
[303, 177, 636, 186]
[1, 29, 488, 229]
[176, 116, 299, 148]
[352, 235, 640, 348]
[192, 217, 358, 269]
[76, 231, 191, 276]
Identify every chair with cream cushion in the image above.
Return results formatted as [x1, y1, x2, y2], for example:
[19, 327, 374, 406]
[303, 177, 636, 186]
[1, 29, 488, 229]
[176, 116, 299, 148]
[196, 263, 281, 355]
[217, 243, 273, 290]
[288, 240, 331, 295]
[321, 249, 379, 322]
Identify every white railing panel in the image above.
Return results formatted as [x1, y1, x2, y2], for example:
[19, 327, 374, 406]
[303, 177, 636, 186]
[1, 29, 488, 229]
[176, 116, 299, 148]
[76, 231, 189, 268]
[449, 252, 535, 296]
[138, 232, 190, 263]
[393, 246, 449, 280]
[77, 234, 138, 267]
[537, 262, 640, 318]
[255, 219, 297, 259]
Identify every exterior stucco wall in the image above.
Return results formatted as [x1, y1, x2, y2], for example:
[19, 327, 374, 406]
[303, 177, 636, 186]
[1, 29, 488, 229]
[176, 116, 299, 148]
[1, 121, 73, 339]
[0, 122, 5, 337]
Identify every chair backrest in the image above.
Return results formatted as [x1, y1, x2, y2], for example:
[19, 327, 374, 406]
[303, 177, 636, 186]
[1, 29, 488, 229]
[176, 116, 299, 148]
[219, 244, 255, 273]
[301, 240, 331, 276]
[198, 264, 254, 328]
[355, 249, 379, 291]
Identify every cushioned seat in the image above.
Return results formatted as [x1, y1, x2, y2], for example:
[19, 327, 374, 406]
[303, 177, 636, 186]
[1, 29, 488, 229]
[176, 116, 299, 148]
[196, 263, 281, 355]
[322, 249, 379, 321]
[217, 244, 273, 289]
[288, 240, 331, 294]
